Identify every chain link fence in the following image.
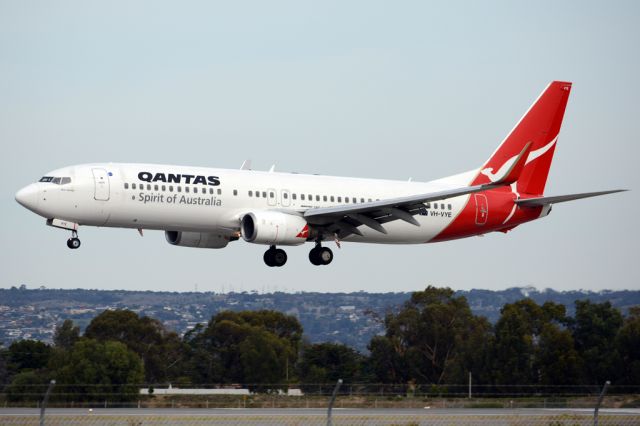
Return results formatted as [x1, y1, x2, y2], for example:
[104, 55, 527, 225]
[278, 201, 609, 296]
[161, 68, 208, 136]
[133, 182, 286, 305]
[2, 382, 639, 425]
[1, 410, 640, 425]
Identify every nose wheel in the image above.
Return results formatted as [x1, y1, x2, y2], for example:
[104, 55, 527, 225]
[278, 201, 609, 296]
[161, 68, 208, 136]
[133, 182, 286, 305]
[66, 231, 81, 249]
[309, 243, 333, 266]
[264, 246, 287, 267]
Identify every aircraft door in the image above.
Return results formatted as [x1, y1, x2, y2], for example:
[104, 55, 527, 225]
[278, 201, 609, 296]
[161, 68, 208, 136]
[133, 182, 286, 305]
[92, 168, 110, 201]
[474, 194, 488, 225]
[281, 189, 291, 207]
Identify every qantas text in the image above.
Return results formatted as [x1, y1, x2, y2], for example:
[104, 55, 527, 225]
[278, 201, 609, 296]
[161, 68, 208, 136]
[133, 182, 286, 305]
[138, 172, 220, 186]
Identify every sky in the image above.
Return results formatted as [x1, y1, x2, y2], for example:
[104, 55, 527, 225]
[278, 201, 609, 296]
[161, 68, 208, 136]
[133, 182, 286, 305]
[1, 1, 638, 294]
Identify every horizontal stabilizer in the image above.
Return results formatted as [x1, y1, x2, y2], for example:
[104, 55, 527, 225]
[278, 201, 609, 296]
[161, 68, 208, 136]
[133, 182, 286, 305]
[515, 190, 627, 207]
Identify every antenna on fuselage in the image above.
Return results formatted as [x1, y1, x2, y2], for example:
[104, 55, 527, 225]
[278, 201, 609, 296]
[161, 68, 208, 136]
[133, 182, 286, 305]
[240, 159, 252, 170]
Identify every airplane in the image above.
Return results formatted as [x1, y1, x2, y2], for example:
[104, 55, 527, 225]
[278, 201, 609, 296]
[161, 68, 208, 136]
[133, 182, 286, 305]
[15, 81, 625, 267]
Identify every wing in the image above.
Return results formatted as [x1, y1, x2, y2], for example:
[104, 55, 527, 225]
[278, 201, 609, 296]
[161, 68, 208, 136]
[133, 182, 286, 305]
[304, 182, 500, 237]
[303, 143, 532, 238]
[514, 190, 627, 207]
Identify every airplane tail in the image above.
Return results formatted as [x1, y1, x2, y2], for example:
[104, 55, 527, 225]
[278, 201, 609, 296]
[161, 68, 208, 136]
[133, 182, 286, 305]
[473, 81, 572, 196]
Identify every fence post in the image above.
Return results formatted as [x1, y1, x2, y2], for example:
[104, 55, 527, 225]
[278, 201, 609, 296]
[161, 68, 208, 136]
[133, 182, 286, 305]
[594, 381, 610, 426]
[39, 379, 55, 426]
[327, 379, 343, 426]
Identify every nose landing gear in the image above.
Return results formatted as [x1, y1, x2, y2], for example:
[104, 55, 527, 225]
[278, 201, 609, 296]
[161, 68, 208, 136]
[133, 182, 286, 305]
[264, 245, 287, 267]
[309, 242, 333, 266]
[66, 231, 81, 249]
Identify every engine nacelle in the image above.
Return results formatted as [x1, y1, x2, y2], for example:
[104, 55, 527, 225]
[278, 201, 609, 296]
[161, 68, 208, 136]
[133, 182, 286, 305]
[241, 211, 309, 246]
[165, 231, 230, 249]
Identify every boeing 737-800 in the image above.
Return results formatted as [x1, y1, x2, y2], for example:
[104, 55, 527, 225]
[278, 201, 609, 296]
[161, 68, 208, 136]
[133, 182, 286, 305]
[15, 81, 625, 267]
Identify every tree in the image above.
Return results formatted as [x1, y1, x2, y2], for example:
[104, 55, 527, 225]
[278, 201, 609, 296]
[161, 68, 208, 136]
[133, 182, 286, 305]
[573, 300, 623, 384]
[298, 342, 364, 387]
[535, 323, 582, 386]
[182, 310, 302, 388]
[53, 339, 144, 402]
[53, 319, 80, 350]
[84, 309, 183, 383]
[7, 340, 52, 373]
[5, 370, 49, 402]
[368, 286, 486, 385]
[615, 306, 640, 386]
[492, 299, 577, 388]
[492, 300, 541, 386]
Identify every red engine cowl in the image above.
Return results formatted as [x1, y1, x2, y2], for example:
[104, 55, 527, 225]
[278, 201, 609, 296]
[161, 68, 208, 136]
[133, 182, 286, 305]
[241, 211, 309, 246]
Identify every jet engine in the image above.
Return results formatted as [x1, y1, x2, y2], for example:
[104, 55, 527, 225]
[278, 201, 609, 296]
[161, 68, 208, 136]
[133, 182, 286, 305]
[165, 231, 230, 249]
[241, 211, 309, 246]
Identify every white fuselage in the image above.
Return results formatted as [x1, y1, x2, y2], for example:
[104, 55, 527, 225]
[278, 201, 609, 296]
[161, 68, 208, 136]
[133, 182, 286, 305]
[17, 163, 476, 245]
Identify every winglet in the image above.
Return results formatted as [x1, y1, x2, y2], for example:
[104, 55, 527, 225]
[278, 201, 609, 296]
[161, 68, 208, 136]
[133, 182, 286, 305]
[491, 141, 532, 185]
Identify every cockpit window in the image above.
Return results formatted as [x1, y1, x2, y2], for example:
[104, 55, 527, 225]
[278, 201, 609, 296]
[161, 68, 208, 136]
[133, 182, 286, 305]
[39, 176, 72, 185]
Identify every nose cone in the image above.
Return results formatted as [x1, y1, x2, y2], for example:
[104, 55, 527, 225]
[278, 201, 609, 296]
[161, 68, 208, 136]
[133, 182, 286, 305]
[15, 184, 40, 212]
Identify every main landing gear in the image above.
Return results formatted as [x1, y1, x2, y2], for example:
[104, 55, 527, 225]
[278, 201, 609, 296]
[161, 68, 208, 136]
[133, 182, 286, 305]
[263, 243, 334, 267]
[309, 242, 333, 266]
[66, 230, 81, 250]
[264, 245, 287, 267]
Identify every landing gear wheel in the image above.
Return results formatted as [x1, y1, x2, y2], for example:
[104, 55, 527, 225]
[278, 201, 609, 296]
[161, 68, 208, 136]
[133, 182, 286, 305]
[264, 246, 287, 267]
[272, 248, 287, 267]
[309, 248, 322, 265]
[67, 237, 81, 249]
[263, 249, 275, 266]
[309, 246, 333, 265]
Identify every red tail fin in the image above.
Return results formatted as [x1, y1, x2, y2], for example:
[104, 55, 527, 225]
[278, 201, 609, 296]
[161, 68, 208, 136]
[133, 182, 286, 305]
[473, 81, 572, 195]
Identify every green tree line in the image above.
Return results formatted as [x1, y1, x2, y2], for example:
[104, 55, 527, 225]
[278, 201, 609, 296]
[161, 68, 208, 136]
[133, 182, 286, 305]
[1, 286, 638, 402]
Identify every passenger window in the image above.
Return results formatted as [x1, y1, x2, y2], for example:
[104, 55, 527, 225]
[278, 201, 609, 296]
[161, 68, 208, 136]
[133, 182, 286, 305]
[169, 186, 173, 192]
[301, 194, 305, 201]
[194, 187, 198, 194]
[434, 204, 438, 209]
[255, 191, 260, 198]
[177, 186, 182, 193]
[185, 187, 190, 193]
[448, 204, 452, 210]
[161, 185, 166, 191]
[368, 198, 372, 202]
[154, 184, 159, 191]
[233, 189, 238, 196]
[352, 197, 357, 203]
[284, 193, 288, 199]
[270, 192, 275, 198]
[337, 196, 342, 202]
[292, 193, 297, 200]
[360, 198, 365, 203]
[316, 195, 320, 201]
[441, 203, 445, 210]
[323, 195, 327, 202]
[248, 190, 253, 197]
[262, 191, 266, 197]
[219, 189, 223, 195]
[147, 184, 151, 190]
[124, 183, 129, 189]
[330, 196, 334, 202]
